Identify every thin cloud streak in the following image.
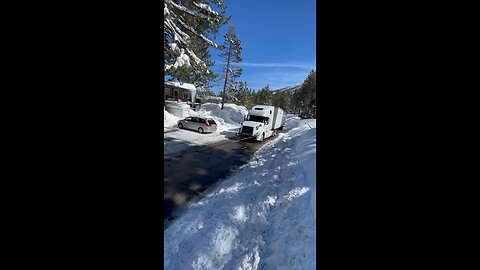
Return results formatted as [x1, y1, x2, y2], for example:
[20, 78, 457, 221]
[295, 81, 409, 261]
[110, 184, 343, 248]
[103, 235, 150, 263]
[215, 61, 315, 69]
[245, 70, 311, 90]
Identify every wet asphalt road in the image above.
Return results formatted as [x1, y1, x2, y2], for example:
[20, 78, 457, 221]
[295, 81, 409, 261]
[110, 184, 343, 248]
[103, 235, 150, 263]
[164, 136, 272, 229]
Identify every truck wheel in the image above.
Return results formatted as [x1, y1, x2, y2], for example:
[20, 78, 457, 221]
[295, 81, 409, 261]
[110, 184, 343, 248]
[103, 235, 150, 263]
[259, 133, 264, 142]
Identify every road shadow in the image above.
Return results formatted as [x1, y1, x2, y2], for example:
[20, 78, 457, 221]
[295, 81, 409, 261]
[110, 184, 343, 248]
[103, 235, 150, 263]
[163, 137, 263, 230]
[164, 136, 197, 157]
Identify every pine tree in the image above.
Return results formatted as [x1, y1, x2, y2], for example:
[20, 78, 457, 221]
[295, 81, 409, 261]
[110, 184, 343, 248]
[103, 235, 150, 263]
[254, 85, 273, 106]
[219, 25, 242, 109]
[164, 0, 230, 88]
[235, 81, 255, 109]
[292, 70, 316, 116]
[272, 91, 292, 112]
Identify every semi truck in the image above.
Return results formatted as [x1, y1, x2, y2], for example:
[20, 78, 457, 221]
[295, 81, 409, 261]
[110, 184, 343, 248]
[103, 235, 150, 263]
[237, 105, 285, 142]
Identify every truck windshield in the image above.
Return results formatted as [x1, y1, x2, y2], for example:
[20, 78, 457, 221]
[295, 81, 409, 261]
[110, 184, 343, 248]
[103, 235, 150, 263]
[247, 115, 266, 122]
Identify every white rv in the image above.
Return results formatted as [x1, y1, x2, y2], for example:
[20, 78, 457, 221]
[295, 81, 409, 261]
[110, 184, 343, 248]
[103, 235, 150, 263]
[237, 105, 285, 142]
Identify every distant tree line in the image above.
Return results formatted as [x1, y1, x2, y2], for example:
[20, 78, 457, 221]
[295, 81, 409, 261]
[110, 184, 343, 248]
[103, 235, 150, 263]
[222, 70, 316, 117]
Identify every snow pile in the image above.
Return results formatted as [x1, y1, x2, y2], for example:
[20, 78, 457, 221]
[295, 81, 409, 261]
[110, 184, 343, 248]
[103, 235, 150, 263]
[284, 114, 300, 129]
[164, 103, 247, 156]
[199, 103, 248, 125]
[164, 108, 182, 128]
[164, 116, 316, 269]
[164, 102, 247, 134]
[299, 118, 316, 129]
[165, 101, 196, 119]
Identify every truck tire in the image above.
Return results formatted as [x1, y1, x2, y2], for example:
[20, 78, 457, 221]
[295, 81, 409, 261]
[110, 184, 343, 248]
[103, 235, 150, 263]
[259, 133, 264, 142]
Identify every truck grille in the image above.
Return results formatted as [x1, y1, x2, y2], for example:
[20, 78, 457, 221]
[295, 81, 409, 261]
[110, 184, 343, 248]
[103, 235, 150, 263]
[241, 126, 253, 136]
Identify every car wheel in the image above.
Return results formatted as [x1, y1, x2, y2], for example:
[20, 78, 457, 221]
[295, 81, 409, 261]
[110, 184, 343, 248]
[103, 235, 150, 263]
[178, 123, 183, 129]
[198, 127, 204, 134]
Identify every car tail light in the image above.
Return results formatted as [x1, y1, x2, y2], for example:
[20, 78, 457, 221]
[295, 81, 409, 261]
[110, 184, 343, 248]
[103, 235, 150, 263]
[206, 121, 211, 126]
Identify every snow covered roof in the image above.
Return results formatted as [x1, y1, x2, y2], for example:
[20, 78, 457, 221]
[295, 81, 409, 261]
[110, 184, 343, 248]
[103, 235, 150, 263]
[165, 81, 196, 91]
[165, 81, 197, 102]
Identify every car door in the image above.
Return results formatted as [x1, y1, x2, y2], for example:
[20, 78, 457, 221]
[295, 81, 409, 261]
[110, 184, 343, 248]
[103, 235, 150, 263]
[191, 117, 199, 130]
[184, 117, 193, 129]
[198, 118, 206, 130]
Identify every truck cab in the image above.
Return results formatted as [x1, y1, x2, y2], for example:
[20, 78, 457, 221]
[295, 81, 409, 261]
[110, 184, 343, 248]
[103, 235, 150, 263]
[237, 105, 284, 141]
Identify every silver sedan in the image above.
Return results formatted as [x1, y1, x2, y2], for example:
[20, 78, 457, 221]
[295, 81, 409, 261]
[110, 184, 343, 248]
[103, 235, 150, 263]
[177, 117, 217, 133]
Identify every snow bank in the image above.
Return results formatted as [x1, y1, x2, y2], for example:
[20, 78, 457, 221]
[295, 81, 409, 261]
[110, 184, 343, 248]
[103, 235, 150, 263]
[164, 108, 182, 128]
[164, 116, 316, 269]
[164, 102, 247, 136]
[198, 103, 248, 128]
[298, 118, 316, 129]
[165, 101, 196, 119]
[164, 103, 248, 156]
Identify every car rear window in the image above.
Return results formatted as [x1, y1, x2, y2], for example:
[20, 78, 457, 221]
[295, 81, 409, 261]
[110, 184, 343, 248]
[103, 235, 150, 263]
[208, 119, 216, 125]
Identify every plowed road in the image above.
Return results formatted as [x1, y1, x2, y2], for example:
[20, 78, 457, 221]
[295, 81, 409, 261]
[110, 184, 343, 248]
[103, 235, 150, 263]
[164, 136, 274, 229]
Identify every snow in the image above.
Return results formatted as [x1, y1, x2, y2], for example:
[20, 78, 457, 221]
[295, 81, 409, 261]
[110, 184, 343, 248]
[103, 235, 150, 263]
[165, 101, 194, 119]
[173, 49, 191, 69]
[193, 2, 219, 16]
[186, 48, 205, 67]
[164, 103, 249, 157]
[164, 108, 182, 129]
[164, 115, 316, 269]
[164, 81, 197, 103]
[169, 42, 179, 52]
[164, 81, 196, 91]
[198, 103, 248, 132]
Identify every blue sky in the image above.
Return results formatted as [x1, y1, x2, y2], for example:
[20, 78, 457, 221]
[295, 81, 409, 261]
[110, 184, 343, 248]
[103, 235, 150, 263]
[210, 0, 316, 94]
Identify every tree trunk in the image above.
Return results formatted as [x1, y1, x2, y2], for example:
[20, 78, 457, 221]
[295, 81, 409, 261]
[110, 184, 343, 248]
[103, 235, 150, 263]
[221, 43, 232, 110]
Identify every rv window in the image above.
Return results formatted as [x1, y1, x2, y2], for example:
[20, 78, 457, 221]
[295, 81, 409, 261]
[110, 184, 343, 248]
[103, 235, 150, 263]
[254, 108, 263, 110]
[270, 110, 272, 114]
